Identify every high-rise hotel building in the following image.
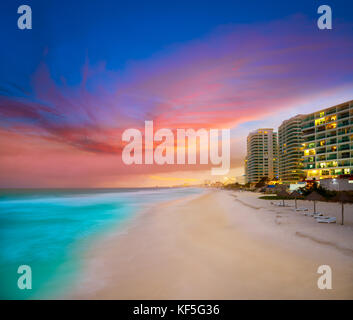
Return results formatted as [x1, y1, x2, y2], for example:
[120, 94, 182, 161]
[245, 129, 278, 183]
[278, 115, 305, 183]
[302, 100, 353, 180]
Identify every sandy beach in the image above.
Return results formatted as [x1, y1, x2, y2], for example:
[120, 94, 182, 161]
[69, 190, 353, 299]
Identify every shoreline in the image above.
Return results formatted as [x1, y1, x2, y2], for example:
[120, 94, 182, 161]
[64, 190, 208, 299]
[68, 190, 353, 299]
[40, 187, 204, 300]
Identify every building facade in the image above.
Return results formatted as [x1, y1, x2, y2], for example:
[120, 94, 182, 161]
[302, 100, 353, 180]
[278, 115, 305, 183]
[246, 128, 278, 184]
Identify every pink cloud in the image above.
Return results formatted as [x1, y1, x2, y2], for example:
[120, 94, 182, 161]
[1, 15, 353, 186]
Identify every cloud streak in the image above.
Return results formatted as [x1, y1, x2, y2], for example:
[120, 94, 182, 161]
[1, 15, 353, 186]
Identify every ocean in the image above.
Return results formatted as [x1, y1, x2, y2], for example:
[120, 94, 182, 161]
[0, 187, 203, 299]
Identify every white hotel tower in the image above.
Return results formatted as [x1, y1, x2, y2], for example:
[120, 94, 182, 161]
[245, 129, 278, 184]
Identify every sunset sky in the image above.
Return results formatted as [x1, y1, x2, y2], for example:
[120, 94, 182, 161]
[1, 0, 353, 187]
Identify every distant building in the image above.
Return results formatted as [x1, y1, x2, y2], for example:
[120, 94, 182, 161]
[245, 128, 278, 184]
[302, 100, 353, 180]
[235, 175, 246, 185]
[278, 115, 305, 183]
[223, 176, 235, 185]
[245, 100, 353, 184]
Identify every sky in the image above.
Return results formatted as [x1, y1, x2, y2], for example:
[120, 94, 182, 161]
[0, 0, 353, 187]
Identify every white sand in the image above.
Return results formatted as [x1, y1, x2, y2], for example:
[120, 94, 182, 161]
[69, 190, 353, 299]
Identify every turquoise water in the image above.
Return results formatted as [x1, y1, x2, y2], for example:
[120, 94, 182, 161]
[0, 188, 203, 299]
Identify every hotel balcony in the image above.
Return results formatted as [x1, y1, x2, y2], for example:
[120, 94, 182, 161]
[338, 136, 349, 143]
[326, 108, 337, 115]
[338, 120, 350, 127]
[327, 154, 338, 160]
[304, 164, 316, 170]
[327, 131, 337, 138]
[302, 122, 315, 129]
[337, 112, 350, 120]
[316, 149, 326, 155]
[303, 135, 316, 142]
[338, 161, 350, 167]
[326, 139, 337, 145]
[338, 144, 350, 151]
[339, 152, 351, 159]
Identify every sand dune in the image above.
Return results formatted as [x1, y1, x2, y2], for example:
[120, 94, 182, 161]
[69, 190, 353, 299]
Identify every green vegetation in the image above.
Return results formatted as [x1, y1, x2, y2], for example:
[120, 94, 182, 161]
[223, 182, 250, 190]
[255, 177, 269, 188]
[258, 183, 353, 203]
[258, 195, 296, 200]
[299, 181, 338, 200]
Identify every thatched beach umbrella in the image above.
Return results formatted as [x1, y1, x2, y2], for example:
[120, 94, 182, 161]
[290, 190, 301, 209]
[277, 190, 289, 207]
[332, 192, 352, 225]
[305, 191, 325, 214]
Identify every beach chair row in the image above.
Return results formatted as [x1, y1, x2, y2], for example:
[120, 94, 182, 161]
[294, 208, 336, 223]
[269, 201, 337, 223]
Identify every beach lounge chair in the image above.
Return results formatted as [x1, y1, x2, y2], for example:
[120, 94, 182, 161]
[316, 217, 336, 223]
[294, 207, 308, 212]
[314, 215, 330, 220]
[304, 212, 314, 217]
[272, 202, 283, 206]
[313, 213, 323, 218]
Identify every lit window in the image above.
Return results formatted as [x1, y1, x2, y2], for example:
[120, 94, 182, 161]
[304, 149, 315, 156]
[315, 117, 325, 126]
[326, 123, 337, 130]
[329, 115, 336, 121]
